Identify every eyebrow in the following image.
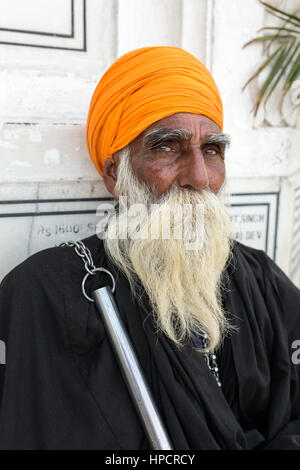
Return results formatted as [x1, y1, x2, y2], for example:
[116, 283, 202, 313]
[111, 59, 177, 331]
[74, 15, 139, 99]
[205, 132, 231, 147]
[143, 128, 231, 149]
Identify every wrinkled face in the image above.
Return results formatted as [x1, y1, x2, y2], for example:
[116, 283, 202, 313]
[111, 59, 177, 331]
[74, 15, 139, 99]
[103, 115, 233, 351]
[128, 112, 227, 196]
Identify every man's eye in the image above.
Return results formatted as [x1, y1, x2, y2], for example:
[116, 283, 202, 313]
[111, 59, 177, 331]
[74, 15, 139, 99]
[159, 145, 172, 152]
[153, 144, 179, 153]
[204, 147, 219, 156]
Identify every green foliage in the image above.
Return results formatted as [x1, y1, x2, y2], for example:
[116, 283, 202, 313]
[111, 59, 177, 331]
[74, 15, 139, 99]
[243, 0, 300, 116]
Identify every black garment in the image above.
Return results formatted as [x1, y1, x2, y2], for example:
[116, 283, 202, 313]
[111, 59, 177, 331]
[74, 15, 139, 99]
[0, 235, 299, 450]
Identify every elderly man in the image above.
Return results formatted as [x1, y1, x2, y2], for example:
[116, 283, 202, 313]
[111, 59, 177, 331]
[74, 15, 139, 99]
[0, 47, 299, 450]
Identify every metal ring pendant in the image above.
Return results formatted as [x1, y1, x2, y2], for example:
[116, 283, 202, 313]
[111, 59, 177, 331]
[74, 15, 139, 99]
[82, 267, 116, 302]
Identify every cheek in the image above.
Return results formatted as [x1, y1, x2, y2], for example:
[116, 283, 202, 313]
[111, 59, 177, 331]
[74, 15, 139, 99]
[135, 159, 177, 189]
[207, 161, 225, 191]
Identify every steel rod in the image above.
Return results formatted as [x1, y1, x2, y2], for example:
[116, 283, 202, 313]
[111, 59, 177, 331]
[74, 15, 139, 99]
[92, 286, 173, 450]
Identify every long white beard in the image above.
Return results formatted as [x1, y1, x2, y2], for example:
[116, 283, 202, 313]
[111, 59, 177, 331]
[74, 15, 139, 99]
[103, 147, 234, 352]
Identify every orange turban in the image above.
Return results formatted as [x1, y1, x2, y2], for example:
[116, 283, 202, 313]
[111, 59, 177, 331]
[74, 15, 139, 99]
[86, 46, 223, 175]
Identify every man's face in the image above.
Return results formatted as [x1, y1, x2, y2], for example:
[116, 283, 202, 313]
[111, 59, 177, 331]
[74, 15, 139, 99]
[104, 112, 232, 351]
[128, 112, 226, 196]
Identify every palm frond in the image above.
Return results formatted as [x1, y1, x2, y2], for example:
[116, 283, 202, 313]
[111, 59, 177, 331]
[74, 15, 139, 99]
[258, 26, 300, 34]
[243, 1, 300, 119]
[260, 1, 300, 25]
[254, 45, 288, 112]
[265, 16, 292, 56]
[242, 44, 284, 91]
[243, 34, 295, 48]
[284, 46, 300, 93]
[264, 40, 298, 103]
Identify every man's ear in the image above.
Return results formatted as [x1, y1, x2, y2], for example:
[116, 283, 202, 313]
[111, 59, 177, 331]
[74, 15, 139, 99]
[102, 156, 118, 195]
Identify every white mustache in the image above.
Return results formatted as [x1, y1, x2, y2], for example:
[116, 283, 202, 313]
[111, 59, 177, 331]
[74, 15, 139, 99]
[99, 195, 207, 251]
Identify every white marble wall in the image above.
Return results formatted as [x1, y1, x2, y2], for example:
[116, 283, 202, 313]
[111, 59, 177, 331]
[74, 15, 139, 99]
[0, 0, 299, 286]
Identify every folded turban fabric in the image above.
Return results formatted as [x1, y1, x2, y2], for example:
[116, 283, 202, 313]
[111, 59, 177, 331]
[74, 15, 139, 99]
[86, 46, 223, 175]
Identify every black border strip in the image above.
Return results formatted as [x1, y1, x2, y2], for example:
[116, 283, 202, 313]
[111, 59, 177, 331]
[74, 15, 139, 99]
[230, 203, 270, 253]
[273, 192, 280, 261]
[231, 192, 279, 196]
[0, 197, 113, 204]
[0, 197, 113, 218]
[0, 0, 86, 51]
[231, 191, 279, 260]
[0, 0, 74, 38]
[0, 193, 279, 259]
[0, 210, 96, 218]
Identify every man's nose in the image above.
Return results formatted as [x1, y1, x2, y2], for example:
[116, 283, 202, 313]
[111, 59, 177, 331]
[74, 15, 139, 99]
[177, 149, 209, 190]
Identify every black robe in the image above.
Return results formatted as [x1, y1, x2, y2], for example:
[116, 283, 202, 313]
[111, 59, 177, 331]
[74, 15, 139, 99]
[0, 234, 299, 450]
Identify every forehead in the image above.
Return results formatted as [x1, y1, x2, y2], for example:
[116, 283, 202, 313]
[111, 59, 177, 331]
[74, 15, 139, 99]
[137, 112, 221, 142]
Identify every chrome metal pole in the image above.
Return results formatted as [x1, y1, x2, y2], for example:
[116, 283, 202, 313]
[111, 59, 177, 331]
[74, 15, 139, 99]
[92, 286, 173, 450]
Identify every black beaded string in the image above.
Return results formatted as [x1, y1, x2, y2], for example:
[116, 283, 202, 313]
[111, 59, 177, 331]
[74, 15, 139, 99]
[202, 334, 222, 388]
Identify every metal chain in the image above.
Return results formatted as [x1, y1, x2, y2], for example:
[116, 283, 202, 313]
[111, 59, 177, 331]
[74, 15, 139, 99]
[202, 334, 222, 388]
[60, 240, 115, 302]
[61, 240, 96, 274]
[60, 242, 221, 387]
